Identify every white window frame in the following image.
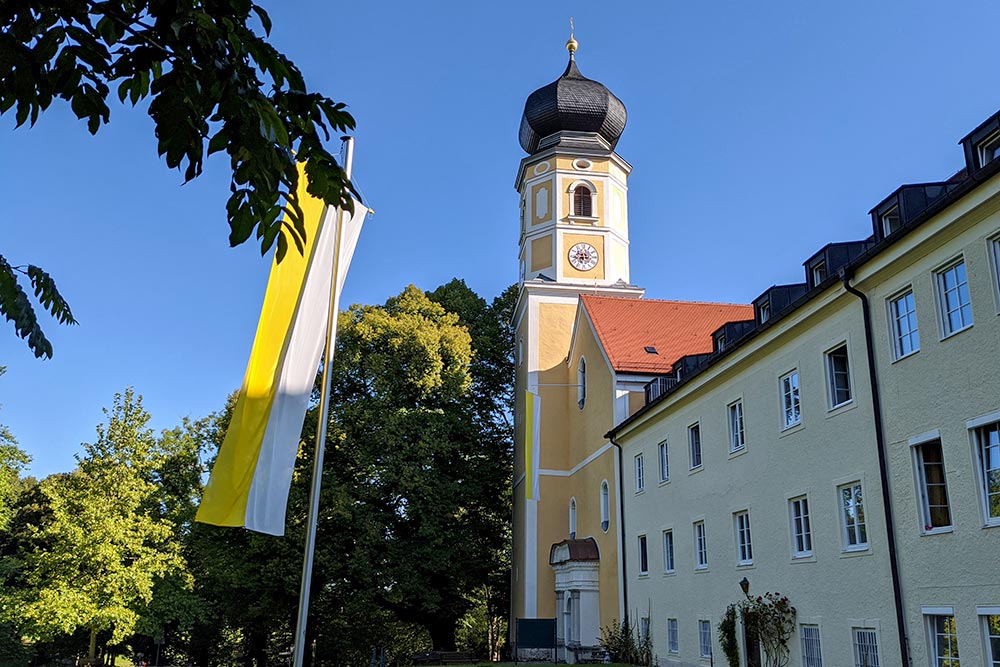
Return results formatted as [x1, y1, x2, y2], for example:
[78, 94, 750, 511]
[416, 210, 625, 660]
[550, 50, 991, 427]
[780, 370, 801, 429]
[789, 496, 813, 558]
[759, 300, 771, 323]
[972, 420, 1000, 526]
[694, 520, 708, 569]
[825, 343, 852, 409]
[881, 204, 901, 237]
[851, 627, 880, 667]
[689, 422, 703, 470]
[728, 400, 746, 453]
[699, 620, 713, 659]
[800, 624, 823, 667]
[812, 261, 828, 286]
[935, 258, 974, 337]
[734, 510, 753, 565]
[978, 610, 1000, 666]
[911, 438, 952, 533]
[568, 497, 577, 538]
[979, 129, 1000, 168]
[925, 613, 960, 666]
[637, 533, 648, 576]
[667, 618, 679, 653]
[634, 453, 645, 493]
[577, 357, 587, 409]
[839, 481, 869, 551]
[662, 529, 675, 573]
[658, 440, 670, 483]
[600, 480, 610, 533]
[888, 288, 920, 360]
[990, 233, 1000, 313]
[639, 616, 650, 641]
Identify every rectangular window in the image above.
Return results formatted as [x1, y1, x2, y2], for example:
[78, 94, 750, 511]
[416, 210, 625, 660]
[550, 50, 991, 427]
[928, 615, 960, 666]
[981, 614, 1000, 667]
[667, 618, 679, 653]
[658, 440, 669, 483]
[839, 482, 868, 550]
[781, 371, 801, 428]
[800, 625, 822, 667]
[979, 130, 1000, 167]
[635, 453, 645, 493]
[937, 259, 973, 335]
[734, 510, 753, 565]
[699, 620, 712, 659]
[639, 617, 650, 641]
[826, 344, 852, 408]
[975, 421, 1000, 524]
[812, 261, 828, 286]
[689, 423, 703, 469]
[662, 530, 675, 573]
[759, 301, 771, 323]
[992, 237, 1000, 307]
[729, 401, 746, 452]
[637, 534, 648, 575]
[694, 521, 708, 569]
[890, 290, 920, 358]
[881, 204, 901, 237]
[915, 440, 952, 531]
[852, 628, 880, 667]
[790, 496, 813, 557]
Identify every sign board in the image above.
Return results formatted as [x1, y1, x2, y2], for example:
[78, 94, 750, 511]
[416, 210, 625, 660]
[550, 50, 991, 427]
[515, 618, 557, 649]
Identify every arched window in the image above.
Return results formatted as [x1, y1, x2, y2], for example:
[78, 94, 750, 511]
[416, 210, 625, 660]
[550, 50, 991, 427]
[569, 498, 577, 539]
[573, 185, 593, 217]
[564, 594, 574, 645]
[600, 481, 610, 532]
[577, 357, 587, 409]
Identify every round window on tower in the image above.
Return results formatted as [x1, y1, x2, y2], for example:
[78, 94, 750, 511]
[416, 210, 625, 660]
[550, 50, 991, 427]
[573, 158, 593, 171]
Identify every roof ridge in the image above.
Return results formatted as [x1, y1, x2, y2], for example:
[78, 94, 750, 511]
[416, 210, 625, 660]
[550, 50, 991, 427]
[581, 294, 751, 308]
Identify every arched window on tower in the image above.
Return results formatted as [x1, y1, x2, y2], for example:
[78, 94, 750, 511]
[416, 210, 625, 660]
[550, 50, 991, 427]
[573, 185, 593, 217]
[600, 481, 610, 533]
[577, 357, 587, 409]
[569, 498, 577, 539]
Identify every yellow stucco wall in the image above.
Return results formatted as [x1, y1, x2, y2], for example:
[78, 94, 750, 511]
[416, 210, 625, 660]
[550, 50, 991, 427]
[530, 235, 553, 272]
[555, 156, 611, 174]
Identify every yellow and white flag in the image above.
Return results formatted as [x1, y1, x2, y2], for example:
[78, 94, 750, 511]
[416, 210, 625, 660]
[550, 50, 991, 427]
[524, 390, 541, 500]
[196, 175, 367, 536]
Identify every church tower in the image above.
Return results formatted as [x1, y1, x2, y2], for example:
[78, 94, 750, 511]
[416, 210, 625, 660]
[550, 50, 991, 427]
[511, 35, 643, 651]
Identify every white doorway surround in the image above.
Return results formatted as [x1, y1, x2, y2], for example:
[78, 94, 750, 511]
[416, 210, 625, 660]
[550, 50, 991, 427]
[550, 538, 601, 664]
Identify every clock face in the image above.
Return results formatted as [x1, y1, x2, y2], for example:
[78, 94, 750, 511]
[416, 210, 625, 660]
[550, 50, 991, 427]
[568, 242, 599, 271]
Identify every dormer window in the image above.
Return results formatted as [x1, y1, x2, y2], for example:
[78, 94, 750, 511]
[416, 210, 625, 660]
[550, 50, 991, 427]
[573, 185, 593, 217]
[716, 333, 726, 352]
[812, 261, 827, 286]
[978, 130, 1000, 168]
[881, 204, 901, 237]
[759, 301, 771, 323]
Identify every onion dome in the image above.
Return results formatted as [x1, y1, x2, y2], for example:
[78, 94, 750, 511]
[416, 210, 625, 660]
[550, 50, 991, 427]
[518, 52, 627, 155]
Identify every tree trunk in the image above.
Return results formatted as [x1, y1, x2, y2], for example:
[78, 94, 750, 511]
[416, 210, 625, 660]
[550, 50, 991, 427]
[89, 629, 98, 661]
[428, 617, 458, 652]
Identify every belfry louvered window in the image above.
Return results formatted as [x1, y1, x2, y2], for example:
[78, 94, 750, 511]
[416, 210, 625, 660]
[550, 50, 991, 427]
[573, 185, 592, 217]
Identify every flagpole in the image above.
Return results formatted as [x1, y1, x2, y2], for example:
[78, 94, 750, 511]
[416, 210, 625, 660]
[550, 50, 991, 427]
[292, 136, 355, 667]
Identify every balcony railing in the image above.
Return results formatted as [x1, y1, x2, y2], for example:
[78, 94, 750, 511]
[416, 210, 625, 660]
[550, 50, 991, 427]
[644, 376, 678, 405]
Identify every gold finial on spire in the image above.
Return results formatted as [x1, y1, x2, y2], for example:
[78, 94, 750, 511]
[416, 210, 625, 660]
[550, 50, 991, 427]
[566, 17, 578, 57]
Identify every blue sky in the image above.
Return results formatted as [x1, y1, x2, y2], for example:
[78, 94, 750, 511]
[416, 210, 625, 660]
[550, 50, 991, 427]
[4, 1, 1000, 477]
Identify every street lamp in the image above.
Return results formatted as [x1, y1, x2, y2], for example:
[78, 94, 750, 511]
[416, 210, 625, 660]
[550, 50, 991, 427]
[739, 576, 750, 599]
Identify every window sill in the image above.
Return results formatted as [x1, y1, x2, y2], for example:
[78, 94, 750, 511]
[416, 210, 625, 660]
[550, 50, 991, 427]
[634, 489, 646, 496]
[982, 520, 1000, 530]
[566, 215, 599, 225]
[658, 479, 671, 488]
[891, 349, 920, 364]
[736, 562, 754, 570]
[920, 526, 954, 536]
[790, 553, 816, 563]
[940, 323, 974, 341]
[728, 447, 748, 460]
[779, 422, 803, 438]
[826, 400, 858, 419]
[694, 566, 710, 573]
[662, 571, 676, 578]
[840, 546, 872, 558]
[688, 465, 704, 475]
[637, 573, 649, 579]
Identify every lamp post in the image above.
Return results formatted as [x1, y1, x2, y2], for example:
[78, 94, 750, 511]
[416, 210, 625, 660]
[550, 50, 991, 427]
[739, 576, 751, 599]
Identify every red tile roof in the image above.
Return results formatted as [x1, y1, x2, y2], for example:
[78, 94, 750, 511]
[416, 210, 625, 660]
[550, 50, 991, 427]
[580, 295, 754, 374]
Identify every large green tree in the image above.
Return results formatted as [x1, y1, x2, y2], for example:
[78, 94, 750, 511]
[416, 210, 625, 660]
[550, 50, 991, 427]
[0, 0, 356, 358]
[0, 389, 190, 660]
[0, 368, 31, 533]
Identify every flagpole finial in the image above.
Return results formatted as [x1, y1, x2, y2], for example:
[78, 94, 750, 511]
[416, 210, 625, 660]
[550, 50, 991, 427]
[566, 17, 578, 58]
